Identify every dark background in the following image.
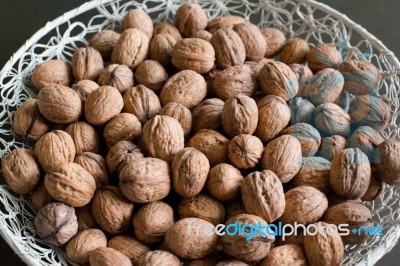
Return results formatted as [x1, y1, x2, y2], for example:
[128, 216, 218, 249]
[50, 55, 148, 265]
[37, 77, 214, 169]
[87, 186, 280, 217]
[0, 0, 398, 265]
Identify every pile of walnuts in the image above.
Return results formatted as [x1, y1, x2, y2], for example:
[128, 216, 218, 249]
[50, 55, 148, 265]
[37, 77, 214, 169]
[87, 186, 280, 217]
[2, 3, 400, 266]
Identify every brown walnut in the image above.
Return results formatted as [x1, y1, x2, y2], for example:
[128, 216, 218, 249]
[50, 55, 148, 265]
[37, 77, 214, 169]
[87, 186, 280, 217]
[103, 113, 142, 148]
[175, 3, 208, 37]
[74, 152, 109, 189]
[65, 121, 100, 154]
[97, 64, 134, 94]
[228, 134, 264, 169]
[122, 9, 153, 38]
[31, 59, 73, 90]
[66, 229, 107, 264]
[89, 29, 120, 61]
[135, 60, 169, 93]
[206, 163, 243, 202]
[72, 47, 104, 81]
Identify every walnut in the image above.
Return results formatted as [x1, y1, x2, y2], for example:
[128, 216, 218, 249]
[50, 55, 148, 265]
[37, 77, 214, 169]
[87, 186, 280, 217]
[207, 15, 245, 33]
[362, 173, 383, 201]
[320, 135, 347, 161]
[133, 201, 174, 245]
[89, 247, 132, 266]
[107, 141, 144, 175]
[226, 199, 246, 220]
[89, 29, 121, 61]
[210, 28, 245, 69]
[307, 44, 342, 72]
[339, 60, 381, 95]
[37, 84, 81, 123]
[123, 85, 161, 123]
[34, 202, 78, 246]
[66, 229, 107, 264]
[149, 33, 177, 69]
[281, 123, 321, 157]
[260, 28, 286, 58]
[72, 47, 104, 81]
[348, 125, 384, 162]
[228, 134, 264, 169]
[175, 3, 208, 37]
[280, 38, 310, 65]
[75, 204, 98, 231]
[216, 260, 249, 266]
[109, 236, 150, 265]
[31, 59, 73, 90]
[1, 148, 41, 194]
[97, 64, 134, 93]
[85, 86, 124, 125]
[260, 244, 308, 266]
[138, 250, 181, 266]
[206, 163, 243, 202]
[135, 60, 169, 93]
[119, 157, 170, 203]
[92, 186, 134, 234]
[376, 139, 400, 184]
[74, 152, 109, 188]
[288, 97, 315, 125]
[65, 121, 100, 154]
[314, 103, 351, 136]
[289, 63, 313, 82]
[103, 113, 142, 148]
[122, 9, 153, 38]
[31, 183, 53, 210]
[71, 79, 99, 103]
[154, 22, 182, 41]
[159, 102, 192, 137]
[233, 23, 267, 61]
[192, 98, 224, 132]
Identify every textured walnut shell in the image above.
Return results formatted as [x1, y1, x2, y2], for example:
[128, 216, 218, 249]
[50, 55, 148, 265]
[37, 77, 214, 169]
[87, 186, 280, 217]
[226, 199, 246, 220]
[216, 260, 249, 266]
[255, 95, 291, 143]
[104, 113, 142, 148]
[207, 15, 246, 33]
[72, 47, 104, 81]
[175, 3, 208, 37]
[122, 9, 153, 38]
[154, 22, 182, 41]
[75, 205, 98, 231]
[98, 64, 134, 93]
[160, 102, 192, 137]
[107, 141, 144, 175]
[178, 194, 225, 225]
[71, 79, 99, 103]
[160, 70, 207, 108]
[138, 250, 181, 266]
[89, 247, 131, 266]
[258, 61, 299, 101]
[280, 38, 310, 65]
[192, 30, 212, 41]
[35, 202, 78, 246]
[111, 28, 150, 69]
[192, 98, 224, 132]
[376, 139, 400, 184]
[135, 60, 169, 93]
[44, 162, 96, 207]
[261, 28, 286, 58]
[32, 59, 73, 90]
[149, 33, 177, 69]
[172, 147, 210, 198]
[89, 29, 120, 61]
[280, 186, 328, 225]
[188, 129, 229, 166]
[262, 135, 302, 183]
[74, 152, 109, 188]
[307, 44, 342, 72]
[166, 218, 219, 259]
[210, 28, 246, 69]
[213, 65, 257, 100]
[109, 236, 150, 265]
[123, 85, 161, 124]
[233, 23, 267, 61]
[260, 244, 308, 266]
[31, 183, 53, 210]
[206, 163, 243, 202]
[289, 63, 313, 83]
[37, 84, 81, 124]
[92, 186, 134, 234]
[362, 173, 383, 201]
[35, 130, 76, 172]
[119, 157, 170, 203]
[66, 229, 107, 264]
[221, 214, 274, 262]
[171, 38, 215, 74]
[314, 103, 351, 136]
[330, 148, 371, 199]
[85, 86, 124, 125]
[228, 134, 263, 169]
[133, 201, 174, 245]
[241, 170, 285, 223]
[65, 121, 100, 154]
[320, 135, 347, 161]
[349, 126, 384, 162]
[303, 222, 344, 266]
[288, 97, 315, 125]
[281, 123, 321, 157]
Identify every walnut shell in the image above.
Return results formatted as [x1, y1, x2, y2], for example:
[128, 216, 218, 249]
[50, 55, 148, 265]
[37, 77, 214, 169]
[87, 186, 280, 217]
[65, 121, 100, 154]
[75, 205, 98, 231]
[348, 126, 384, 162]
[103, 113, 142, 148]
[233, 23, 267, 61]
[307, 44, 342, 72]
[206, 163, 243, 202]
[89, 247, 132, 266]
[135, 60, 169, 93]
[74, 152, 109, 188]
[361, 173, 383, 201]
[138, 250, 181, 266]
[98, 64, 134, 93]
[119, 157, 171, 203]
[71, 79, 99, 103]
[89, 29, 120, 61]
[31, 59, 73, 90]
[280, 38, 310, 65]
[320, 135, 347, 161]
[178, 194, 225, 225]
[107, 141, 144, 175]
[216, 260, 249, 266]
[109, 236, 151, 265]
[160, 102, 192, 137]
[260, 28, 286, 58]
[288, 97, 315, 125]
[149, 33, 177, 69]
[35, 202, 78, 246]
[122, 9, 153, 38]
[289, 63, 313, 84]
[376, 139, 400, 184]
[66, 229, 107, 264]
[192, 98, 224, 132]
[281, 123, 321, 157]
[228, 134, 264, 169]
[72, 47, 104, 81]
[207, 15, 246, 34]
[154, 22, 182, 41]
[260, 244, 308, 266]
[31, 183, 53, 210]
[175, 3, 208, 37]
[314, 103, 351, 136]
[37, 84, 81, 123]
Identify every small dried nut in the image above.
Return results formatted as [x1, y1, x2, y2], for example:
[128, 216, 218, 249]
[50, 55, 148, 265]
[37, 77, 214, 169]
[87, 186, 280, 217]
[172, 148, 210, 198]
[139, 250, 181, 266]
[45, 162, 96, 207]
[123, 85, 161, 124]
[89, 247, 132, 266]
[160, 102, 192, 137]
[261, 135, 302, 183]
[281, 123, 321, 157]
[307, 44, 342, 72]
[72, 47, 104, 81]
[228, 134, 263, 169]
[207, 15, 245, 34]
[288, 97, 315, 125]
[37, 84, 81, 124]
[103, 113, 142, 148]
[222, 95, 258, 138]
[280, 38, 310, 65]
[92, 186, 134, 234]
[109, 236, 151, 265]
[376, 139, 400, 184]
[241, 170, 285, 223]
[260, 28, 286, 58]
[135, 60, 169, 93]
[192, 98, 224, 132]
[89, 29, 121, 61]
[75, 205, 97, 231]
[74, 152, 109, 188]
[213, 65, 257, 100]
[330, 148, 371, 199]
[175, 3, 208, 37]
[149, 33, 177, 69]
[133, 201, 174, 245]
[314, 103, 351, 136]
[178, 194, 225, 225]
[192, 30, 212, 41]
[65, 121, 100, 154]
[166, 218, 219, 259]
[2, 148, 41, 194]
[98, 64, 134, 94]
[85, 86, 124, 125]
[31, 60, 73, 90]
[171, 38, 215, 74]
[154, 22, 182, 41]
[35, 202, 78, 246]
[35, 130, 76, 172]
[258, 61, 299, 101]
[260, 244, 308, 266]
[160, 70, 207, 108]
[221, 214, 274, 262]
[320, 135, 347, 161]
[122, 9, 153, 38]
[119, 157, 170, 203]
[255, 95, 291, 143]
[233, 23, 267, 61]
[280, 186, 328, 225]
[210, 28, 246, 69]
[226, 199, 246, 220]
[349, 126, 384, 162]
[216, 260, 249, 266]
[188, 129, 229, 166]
[66, 229, 107, 264]
[362, 173, 383, 201]
[31, 183, 53, 210]
[71, 79, 99, 103]
[290, 157, 331, 194]
[107, 141, 144, 175]
[303, 222, 344, 266]
[111, 28, 150, 69]
[206, 163, 243, 202]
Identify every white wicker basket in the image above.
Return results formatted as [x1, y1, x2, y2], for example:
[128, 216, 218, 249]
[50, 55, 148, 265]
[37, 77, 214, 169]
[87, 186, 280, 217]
[0, 0, 399, 265]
